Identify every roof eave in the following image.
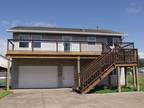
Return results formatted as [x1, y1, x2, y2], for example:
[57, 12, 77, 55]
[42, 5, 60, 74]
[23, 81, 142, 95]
[7, 29, 125, 36]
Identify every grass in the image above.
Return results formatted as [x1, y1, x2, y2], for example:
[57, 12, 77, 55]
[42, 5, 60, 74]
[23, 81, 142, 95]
[90, 74, 144, 94]
[0, 79, 11, 99]
[139, 76, 144, 91]
[90, 86, 136, 94]
[0, 90, 11, 99]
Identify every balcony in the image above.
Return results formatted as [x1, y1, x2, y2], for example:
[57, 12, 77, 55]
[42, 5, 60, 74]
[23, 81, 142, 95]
[7, 39, 109, 57]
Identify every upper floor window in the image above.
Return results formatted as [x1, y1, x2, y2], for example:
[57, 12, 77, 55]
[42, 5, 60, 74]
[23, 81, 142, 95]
[62, 36, 72, 52]
[31, 35, 42, 48]
[19, 35, 30, 48]
[19, 42, 29, 48]
[87, 37, 96, 44]
[107, 38, 113, 46]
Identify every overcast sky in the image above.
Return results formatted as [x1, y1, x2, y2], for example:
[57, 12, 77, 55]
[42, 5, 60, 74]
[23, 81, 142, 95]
[0, 0, 144, 57]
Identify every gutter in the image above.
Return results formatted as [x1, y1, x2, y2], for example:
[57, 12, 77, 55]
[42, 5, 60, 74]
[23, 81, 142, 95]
[7, 29, 126, 36]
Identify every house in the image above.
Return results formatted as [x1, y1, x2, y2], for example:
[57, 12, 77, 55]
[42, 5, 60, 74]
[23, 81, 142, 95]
[6, 26, 139, 93]
[0, 55, 8, 79]
[0, 55, 8, 87]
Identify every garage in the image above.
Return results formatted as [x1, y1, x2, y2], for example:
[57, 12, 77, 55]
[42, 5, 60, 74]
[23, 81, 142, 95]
[18, 66, 58, 88]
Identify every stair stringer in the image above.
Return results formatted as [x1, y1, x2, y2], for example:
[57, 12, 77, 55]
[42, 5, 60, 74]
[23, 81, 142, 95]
[82, 64, 115, 94]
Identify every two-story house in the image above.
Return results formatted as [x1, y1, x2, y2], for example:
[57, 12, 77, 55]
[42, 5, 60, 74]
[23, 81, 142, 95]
[6, 26, 139, 93]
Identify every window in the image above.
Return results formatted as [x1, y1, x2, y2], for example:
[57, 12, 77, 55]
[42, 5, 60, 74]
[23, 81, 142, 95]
[31, 35, 42, 48]
[63, 36, 72, 52]
[19, 35, 30, 40]
[19, 42, 29, 48]
[107, 38, 113, 46]
[19, 35, 30, 48]
[87, 37, 96, 44]
[64, 42, 70, 51]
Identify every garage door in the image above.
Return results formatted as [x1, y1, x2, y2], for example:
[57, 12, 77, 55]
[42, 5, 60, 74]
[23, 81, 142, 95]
[62, 66, 74, 87]
[19, 66, 58, 88]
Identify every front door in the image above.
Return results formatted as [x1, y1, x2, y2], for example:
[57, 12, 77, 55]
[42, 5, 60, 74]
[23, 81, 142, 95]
[62, 36, 72, 52]
[62, 66, 74, 87]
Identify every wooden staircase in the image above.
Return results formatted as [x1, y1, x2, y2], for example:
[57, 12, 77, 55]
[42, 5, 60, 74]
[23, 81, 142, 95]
[79, 42, 138, 93]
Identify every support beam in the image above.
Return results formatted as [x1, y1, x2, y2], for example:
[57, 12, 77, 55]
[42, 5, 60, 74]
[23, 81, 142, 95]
[77, 56, 81, 89]
[125, 67, 128, 87]
[108, 74, 112, 89]
[135, 67, 140, 91]
[6, 56, 11, 91]
[117, 67, 121, 92]
[132, 66, 136, 88]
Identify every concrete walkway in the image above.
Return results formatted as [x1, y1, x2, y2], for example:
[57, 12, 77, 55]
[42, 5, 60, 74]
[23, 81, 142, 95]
[0, 89, 144, 108]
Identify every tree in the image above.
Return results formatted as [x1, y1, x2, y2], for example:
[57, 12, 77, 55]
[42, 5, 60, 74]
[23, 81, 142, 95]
[139, 59, 144, 68]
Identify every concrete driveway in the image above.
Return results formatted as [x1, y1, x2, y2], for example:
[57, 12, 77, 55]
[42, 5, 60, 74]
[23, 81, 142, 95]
[0, 89, 144, 108]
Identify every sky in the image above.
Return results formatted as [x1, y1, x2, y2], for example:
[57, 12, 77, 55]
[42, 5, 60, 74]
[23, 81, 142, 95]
[0, 0, 144, 57]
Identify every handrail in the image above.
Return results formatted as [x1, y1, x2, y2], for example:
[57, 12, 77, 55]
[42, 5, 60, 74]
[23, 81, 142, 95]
[80, 43, 111, 76]
[8, 39, 103, 43]
[81, 43, 112, 73]
[81, 50, 115, 84]
[7, 39, 104, 53]
[80, 47, 138, 91]
[8, 39, 15, 51]
[114, 42, 134, 49]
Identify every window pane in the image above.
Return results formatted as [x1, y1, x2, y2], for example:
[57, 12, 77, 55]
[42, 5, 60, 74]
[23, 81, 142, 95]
[19, 35, 30, 40]
[19, 42, 29, 48]
[31, 35, 42, 40]
[32, 42, 41, 48]
[64, 42, 70, 51]
[87, 37, 96, 44]
[107, 38, 113, 46]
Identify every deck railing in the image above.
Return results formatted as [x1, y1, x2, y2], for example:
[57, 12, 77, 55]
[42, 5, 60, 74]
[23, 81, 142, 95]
[80, 47, 138, 91]
[7, 39, 112, 54]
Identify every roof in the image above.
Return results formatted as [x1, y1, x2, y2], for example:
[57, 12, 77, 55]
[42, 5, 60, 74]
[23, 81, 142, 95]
[7, 26, 125, 36]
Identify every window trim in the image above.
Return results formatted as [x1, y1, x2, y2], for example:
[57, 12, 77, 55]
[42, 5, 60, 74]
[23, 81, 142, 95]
[19, 42, 29, 48]
[107, 37, 114, 46]
[19, 34, 30, 48]
[62, 36, 72, 52]
[87, 37, 96, 44]
[31, 35, 42, 48]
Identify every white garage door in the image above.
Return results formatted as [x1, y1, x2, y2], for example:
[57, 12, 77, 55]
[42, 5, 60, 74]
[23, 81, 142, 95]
[62, 66, 74, 87]
[19, 66, 58, 88]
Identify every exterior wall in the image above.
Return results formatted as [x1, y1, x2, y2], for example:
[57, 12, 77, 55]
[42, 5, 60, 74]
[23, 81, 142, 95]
[12, 33, 121, 54]
[11, 58, 77, 88]
[0, 56, 9, 69]
[13, 33, 122, 43]
[11, 58, 126, 89]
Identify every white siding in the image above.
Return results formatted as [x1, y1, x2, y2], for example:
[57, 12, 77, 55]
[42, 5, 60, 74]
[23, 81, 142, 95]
[58, 42, 64, 51]
[11, 41, 103, 53]
[13, 42, 32, 51]
[71, 42, 80, 52]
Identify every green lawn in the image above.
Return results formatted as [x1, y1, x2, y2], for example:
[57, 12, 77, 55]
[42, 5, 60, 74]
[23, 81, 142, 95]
[90, 74, 144, 94]
[0, 90, 11, 99]
[90, 86, 136, 94]
[139, 76, 144, 91]
[0, 79, 11, 99]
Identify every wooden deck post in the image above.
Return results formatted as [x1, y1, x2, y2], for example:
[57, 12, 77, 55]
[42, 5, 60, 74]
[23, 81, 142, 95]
[132, 66, 136, 88]
[124, 67, 128, 87]
[117, 67, 121, 92]
[108, 74, 112, 88]
[6, 56, 11, 91]
[135, 67, 140, 91]
[77, 56, 81, 89]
